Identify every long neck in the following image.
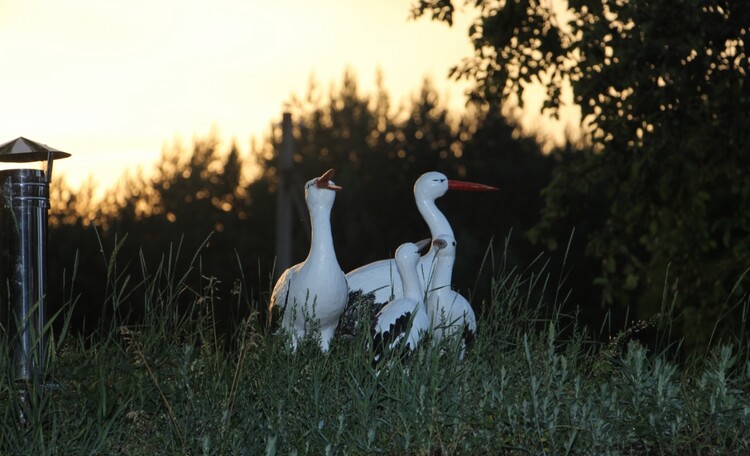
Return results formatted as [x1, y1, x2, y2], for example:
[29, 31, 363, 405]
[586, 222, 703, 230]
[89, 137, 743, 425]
[416, 196, 453, 239]
[416, 196, 453, 263]
[399, 263, 423, 302]
[306, 205, 337, 267]
[431, 252, 454, 289]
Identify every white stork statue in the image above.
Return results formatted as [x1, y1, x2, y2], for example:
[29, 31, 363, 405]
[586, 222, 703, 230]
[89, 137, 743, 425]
[426, 235, 477, 358]
[269, 169, 348, 352]
[342, 172, 496, 334]
[371, 239, 431, 363]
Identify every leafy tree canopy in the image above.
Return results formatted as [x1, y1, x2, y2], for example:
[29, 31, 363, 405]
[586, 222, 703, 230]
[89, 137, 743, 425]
[414, 0, 750, 348]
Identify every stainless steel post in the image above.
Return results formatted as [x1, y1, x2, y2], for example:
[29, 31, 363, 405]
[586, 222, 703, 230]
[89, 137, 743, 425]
[0, 169, 49, 382]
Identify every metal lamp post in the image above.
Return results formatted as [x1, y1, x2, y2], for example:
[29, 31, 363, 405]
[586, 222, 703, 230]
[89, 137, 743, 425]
[0, 137, 70, 383]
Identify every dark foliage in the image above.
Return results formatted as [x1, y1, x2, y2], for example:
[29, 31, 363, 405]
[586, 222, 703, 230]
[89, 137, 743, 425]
[46, 71, 554, 343]
[414, 0, 750, 351]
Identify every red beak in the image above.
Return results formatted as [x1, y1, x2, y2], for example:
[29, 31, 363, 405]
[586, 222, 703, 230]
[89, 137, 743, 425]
[447, 179, 499, 192]
[316, 168, 342, 191]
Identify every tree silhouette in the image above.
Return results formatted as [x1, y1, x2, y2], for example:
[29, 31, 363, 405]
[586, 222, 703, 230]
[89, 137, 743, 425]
[253, 70, 552, 308]
[415, 0, 750, 350]
[46, 69, 554, 340]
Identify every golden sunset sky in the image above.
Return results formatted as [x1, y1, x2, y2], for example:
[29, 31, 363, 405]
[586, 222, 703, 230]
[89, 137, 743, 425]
[1, 0, 575, 194]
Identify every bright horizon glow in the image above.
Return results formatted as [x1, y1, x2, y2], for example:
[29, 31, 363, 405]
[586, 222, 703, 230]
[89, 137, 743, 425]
[1, 0, 577, 196]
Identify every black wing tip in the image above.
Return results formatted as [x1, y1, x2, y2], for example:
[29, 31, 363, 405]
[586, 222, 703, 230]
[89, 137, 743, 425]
[371, 312, 413, 365]
[462, 324, 476, 352]
[339, 289, 384, 337]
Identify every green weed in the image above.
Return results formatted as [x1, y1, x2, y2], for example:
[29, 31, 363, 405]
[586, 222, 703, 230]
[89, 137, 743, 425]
[0, 239, 748, 454]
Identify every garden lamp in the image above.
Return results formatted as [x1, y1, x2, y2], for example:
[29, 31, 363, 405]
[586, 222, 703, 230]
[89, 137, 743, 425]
[0, 137, 70, 382]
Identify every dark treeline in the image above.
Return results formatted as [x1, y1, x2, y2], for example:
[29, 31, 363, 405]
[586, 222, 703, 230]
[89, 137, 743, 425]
[46, 72, 571, 341]
[46, 64, 747, 357]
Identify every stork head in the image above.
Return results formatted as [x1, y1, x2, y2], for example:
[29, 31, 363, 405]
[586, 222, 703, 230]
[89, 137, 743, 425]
[414, 172, 450, 200]
[395, 238, 431, 270]
[305, 168, 341, 209]
[414, 171, 498, 202]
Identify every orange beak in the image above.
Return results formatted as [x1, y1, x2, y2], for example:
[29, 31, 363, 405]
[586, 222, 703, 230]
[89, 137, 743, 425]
[447, 179, 498, 192]
[316, 168, 342, 191]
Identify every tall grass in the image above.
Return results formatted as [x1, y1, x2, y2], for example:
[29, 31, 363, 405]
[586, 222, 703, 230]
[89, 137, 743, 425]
[1, 238, 748, 455]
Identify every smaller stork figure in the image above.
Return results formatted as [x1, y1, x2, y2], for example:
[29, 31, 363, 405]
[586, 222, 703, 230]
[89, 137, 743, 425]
[371, 239, 432, 364]
[344, 172, 497, 330]
[426, 235, 477, 358]
[269, 169, 348, 352]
